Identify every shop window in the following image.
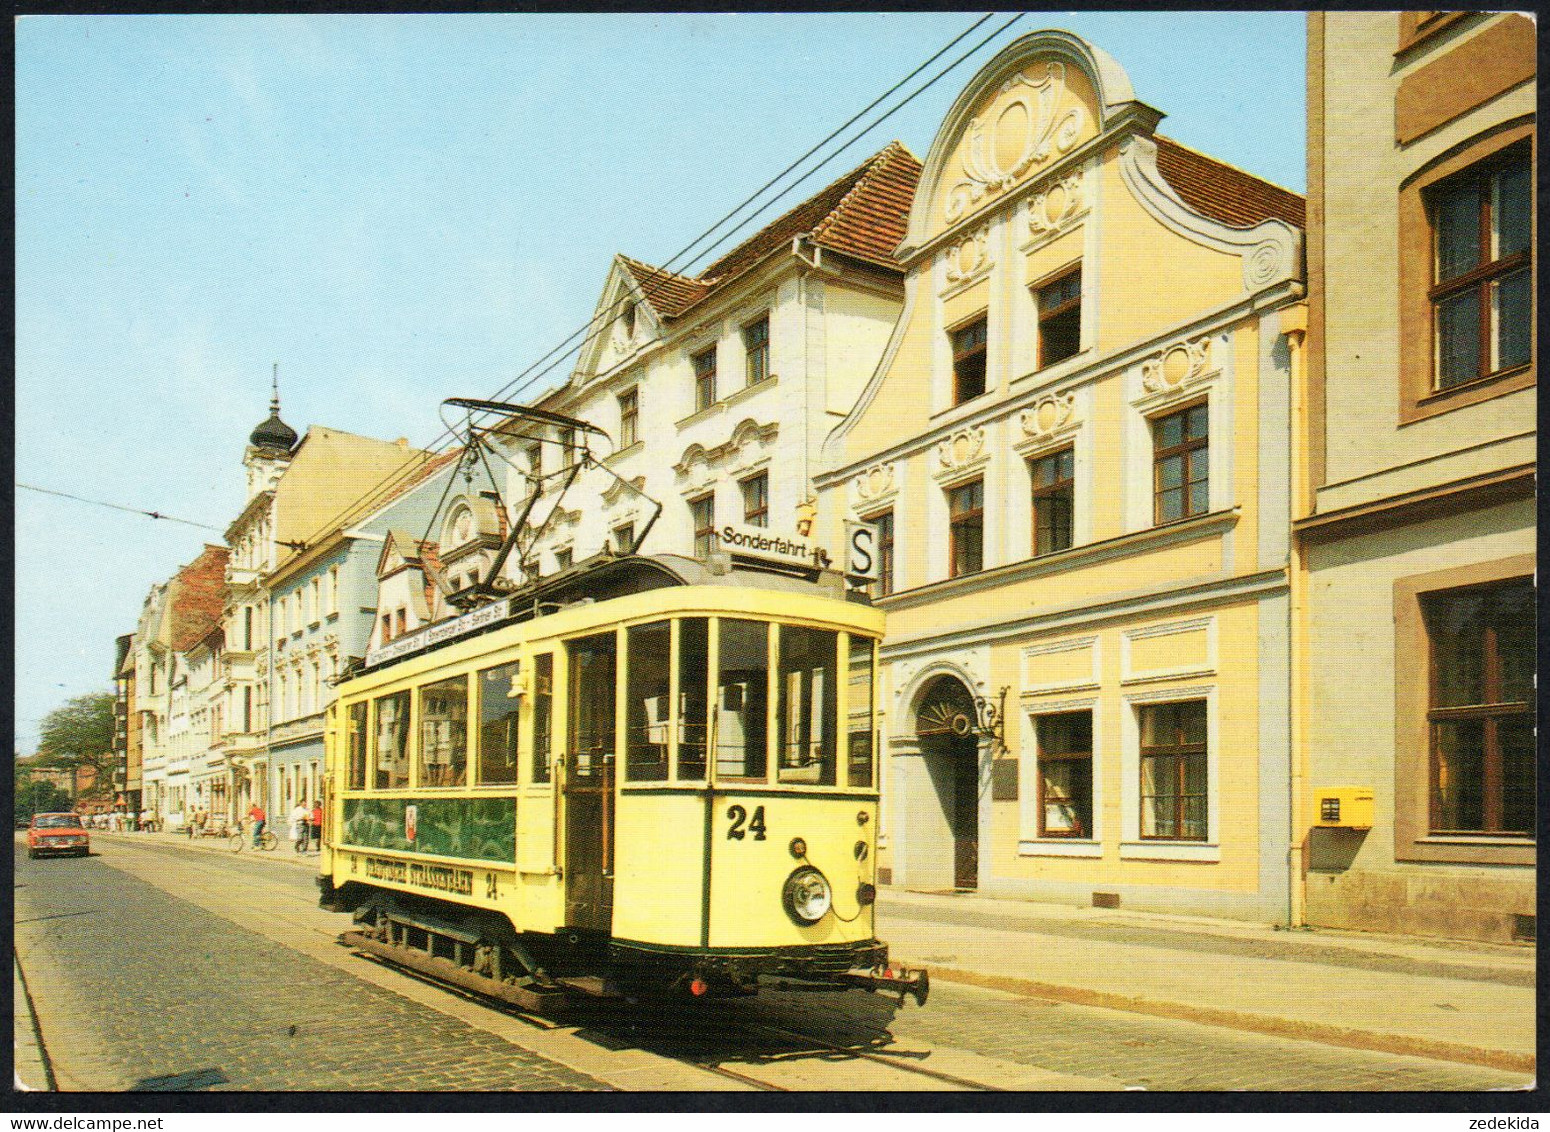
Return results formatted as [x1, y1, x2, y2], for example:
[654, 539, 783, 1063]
[744, 315, 770, 386]
[1139, 700, 1208, 841]
[1153, 402, 1209, 525]
[478, 663, 521, 785]
[1037, 267, 1082, 368]
[951, 316, 988, 404]
[1036, 711, 1092, 837]
[1422, 579, 1534, 835]
[948, 478, 984, 577]
[693, 346, 718, 412]
[1030, 447, 1075, 556]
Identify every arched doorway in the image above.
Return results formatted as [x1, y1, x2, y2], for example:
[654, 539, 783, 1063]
[915, 674, 981, 890]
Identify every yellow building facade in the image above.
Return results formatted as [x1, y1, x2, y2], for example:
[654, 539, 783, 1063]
[816, 30, 1307, 919]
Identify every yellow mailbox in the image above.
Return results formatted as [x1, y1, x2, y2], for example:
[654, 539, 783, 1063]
[1312, 788, 1374, 830]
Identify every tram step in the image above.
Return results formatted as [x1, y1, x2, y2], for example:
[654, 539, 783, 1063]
[557, 975, 621, 998]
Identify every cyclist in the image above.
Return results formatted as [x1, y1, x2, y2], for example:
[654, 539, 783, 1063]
[247, 801, 268, 849]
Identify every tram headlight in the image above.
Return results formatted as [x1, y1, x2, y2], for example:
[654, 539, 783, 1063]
[782, 867, 833, 925]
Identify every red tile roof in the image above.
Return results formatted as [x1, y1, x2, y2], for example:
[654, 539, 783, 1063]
[622, 141, 921, 321]
[170, 545, 230, 653]
[1153, 135, 1305, 230]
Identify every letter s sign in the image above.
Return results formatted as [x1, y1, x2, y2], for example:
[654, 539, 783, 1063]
[845, 521, 880, 581]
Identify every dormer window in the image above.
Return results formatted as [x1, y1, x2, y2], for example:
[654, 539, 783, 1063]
[619, 300, 637, 341]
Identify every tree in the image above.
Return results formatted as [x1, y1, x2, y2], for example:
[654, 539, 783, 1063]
[14, 777, 72, 822]
[35, 691, 116, 798]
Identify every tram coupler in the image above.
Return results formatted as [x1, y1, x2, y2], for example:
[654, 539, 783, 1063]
[837, 965, 930, 1006]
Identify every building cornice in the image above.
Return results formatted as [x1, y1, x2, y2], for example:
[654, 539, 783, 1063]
[1295, 464, 1534, 545]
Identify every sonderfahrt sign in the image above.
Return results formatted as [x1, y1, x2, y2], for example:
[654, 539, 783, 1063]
[716, 523, 832, 571]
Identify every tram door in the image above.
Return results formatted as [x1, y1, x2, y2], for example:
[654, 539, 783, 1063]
[563, 633, 617, 931]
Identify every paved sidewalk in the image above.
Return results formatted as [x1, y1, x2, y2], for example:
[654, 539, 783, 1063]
[877, 888, 1536, 1073]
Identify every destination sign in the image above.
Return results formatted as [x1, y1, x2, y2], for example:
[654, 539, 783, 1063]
[717, 523, 832, 571]
[364, 596, 514, 669]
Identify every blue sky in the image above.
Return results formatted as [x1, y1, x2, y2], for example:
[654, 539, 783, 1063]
[14, 12, 1305, 754]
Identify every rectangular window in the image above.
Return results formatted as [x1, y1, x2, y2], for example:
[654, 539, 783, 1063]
[419, 676, 468, 788]
[625, 621, 671, 782]
[693, 346, 718, 412]
[1153, 402, 1209, 525]
[477, 662, 521, 785]
[525, 443, 543, 494]
[328, 565, 340, 615]
[618, 388, 639, 448]
[716, 619, 769, 781]
[395, 609, 407, 639]
[691, 493, 716, 559]
[776, 626, 838, 785]
[374, 690, 411, 791]
[567, 633, 617, 781]
[1030, 447, 1075, 556]
[869, 511, 895, 598]
[1036, 711, 1092, 837]
[242, 685, 252, 733]
[743, 315, 770, 387]
[948, 479, 984, 577]
[380, 613, 393, 643]
[310, 577, 321, 624]
[1429, 144, 1531, 391]
[532, 654, 553, 784]
[1139, 701, 1208, 841]
[554, 548, 573, 571]
[244, 607, 253, 650]
[741, 472, 769, 528]
[612, 523, 635, 554]
[347, 701, 368, 790]
[558, 427, 577, 468]
[678, 618, 710, 781]
[847, 637, 876, 788]
[1423, 579, 1534, 835]
[951, 316, 988, 404]
[1037, 267, 1082, 368]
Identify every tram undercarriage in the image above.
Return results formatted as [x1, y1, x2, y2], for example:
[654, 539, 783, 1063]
[325, 879, 928, 1009]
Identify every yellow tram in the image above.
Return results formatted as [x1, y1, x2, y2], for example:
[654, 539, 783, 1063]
[318, 552, 927, 1007]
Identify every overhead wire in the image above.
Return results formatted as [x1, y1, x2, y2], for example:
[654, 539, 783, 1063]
[262, 13, 1028, 560]
[18, 482, 226, 534]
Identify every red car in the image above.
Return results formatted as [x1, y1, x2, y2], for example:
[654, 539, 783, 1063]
[27, 813, 90, 859]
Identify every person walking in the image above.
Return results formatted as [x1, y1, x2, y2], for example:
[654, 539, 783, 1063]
[310, 799, 323, 854]
[248, 801, 267, 848]
[289, 800, 310, 852]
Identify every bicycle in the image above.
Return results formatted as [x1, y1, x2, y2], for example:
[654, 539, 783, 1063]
[229, 821, 278, 852]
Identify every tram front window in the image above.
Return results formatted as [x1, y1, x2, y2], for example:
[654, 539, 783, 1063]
[777, 626, 838, 785]
[678, 618, 709, 781]
[847, 637, 876, 788]
[478, 662, 521, 785]
[374, 690, 410, 790]
[716, 619, 768, 781]
[626, 622, 670, 781]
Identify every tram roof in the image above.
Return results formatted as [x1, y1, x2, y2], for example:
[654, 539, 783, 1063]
[526, 551, 862, 606]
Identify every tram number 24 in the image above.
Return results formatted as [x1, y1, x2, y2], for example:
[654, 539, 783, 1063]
[726, 805, 767, 841]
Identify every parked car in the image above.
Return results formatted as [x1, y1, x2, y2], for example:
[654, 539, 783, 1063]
[27, 813, 90, 859]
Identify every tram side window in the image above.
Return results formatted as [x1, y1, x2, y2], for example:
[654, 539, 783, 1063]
[532, 654, 554, 784]
[347, 701, 368, 790]
[626, 622, 671, 781]
[846, 638, 876, 788]
[678, 618, 709, 781]
[777, 626, 838, 785]
[478, 662, 521, 785]
[716, 619, 769, 781]
[374, 690, 411, 790]
[419, 676, 469, 788]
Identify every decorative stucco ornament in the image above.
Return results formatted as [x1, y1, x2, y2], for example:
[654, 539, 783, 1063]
[1142, 337, 1214, 394]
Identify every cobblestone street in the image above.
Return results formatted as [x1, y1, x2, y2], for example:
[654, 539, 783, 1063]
[14, 834, 1531, 1094]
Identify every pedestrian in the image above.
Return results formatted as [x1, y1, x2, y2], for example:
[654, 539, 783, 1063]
[310, 799, 323, 853]
[248, 801, 267, 848]
[139, 807, 151, 833]
[289, 800, 310, 852]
